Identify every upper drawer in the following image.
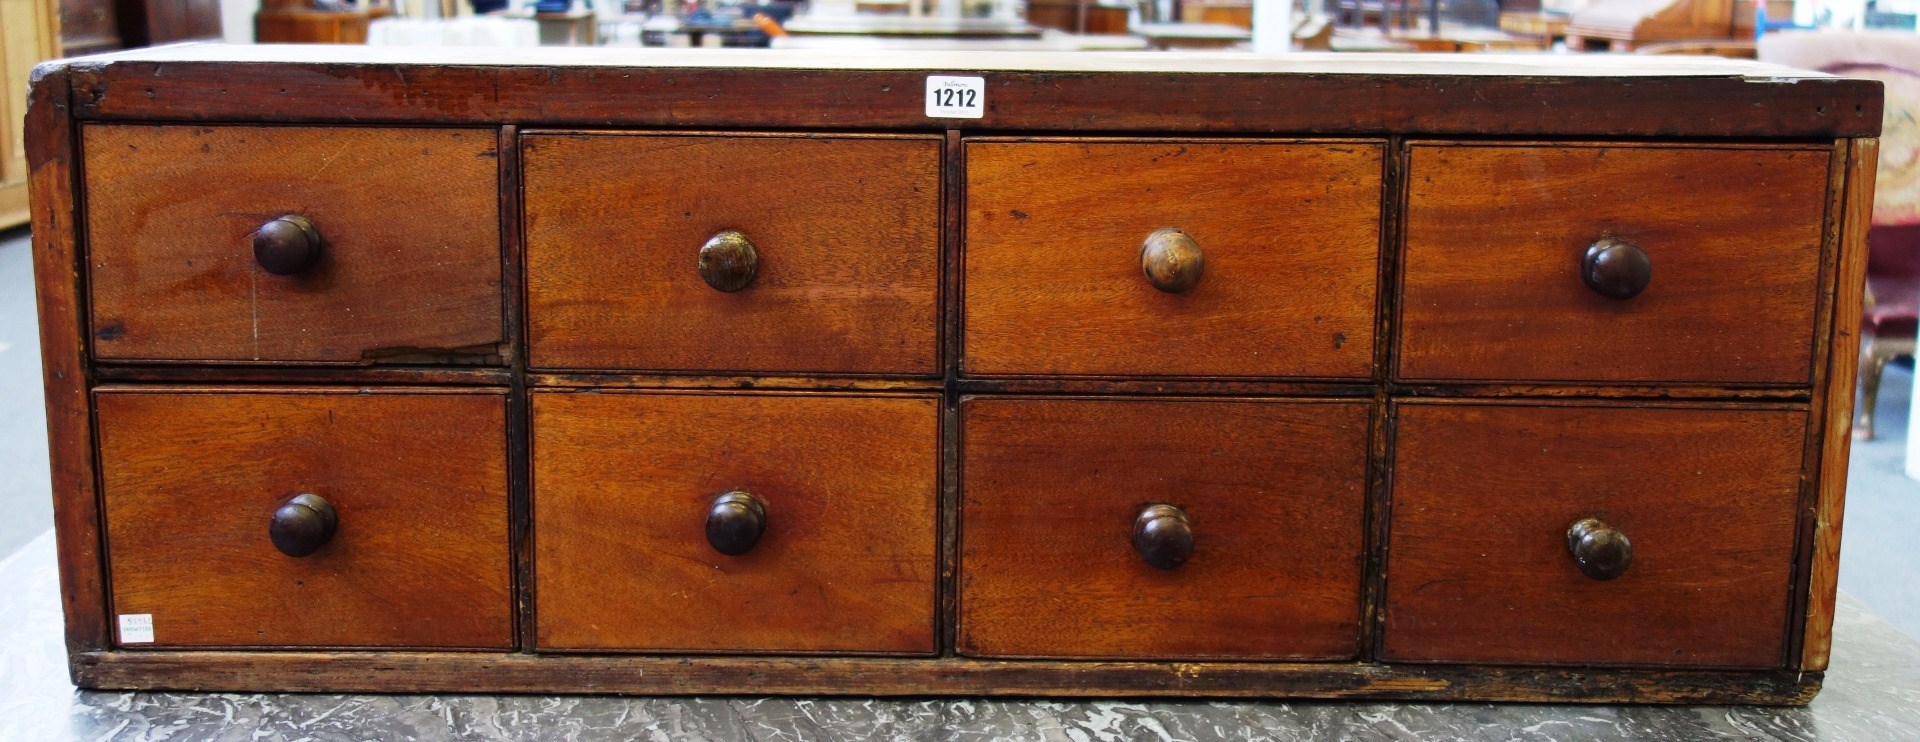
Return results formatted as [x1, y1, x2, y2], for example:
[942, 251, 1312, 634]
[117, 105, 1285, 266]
[523, 132, 942, 375]
[97, 388, 512, 649]
[964, 139, 1383, 380]
[1398, 143, 1830, 385]
[84, 125, 504, 364]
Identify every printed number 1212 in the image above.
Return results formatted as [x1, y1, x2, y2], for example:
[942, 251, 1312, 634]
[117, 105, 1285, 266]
[932, 88, 977, 108]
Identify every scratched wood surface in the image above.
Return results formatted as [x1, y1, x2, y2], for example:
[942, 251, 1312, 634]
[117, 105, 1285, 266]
[533, 391, 940, 654]
[523, 132, 943, 375]
[83, 125, 504, 364]
[1398, 143, 1831, 385]
[964, 140, 1383, 379]
[1383, 401, 1807, 668]
[96, 388, 513, 649]
[959, 396, 1371, 660]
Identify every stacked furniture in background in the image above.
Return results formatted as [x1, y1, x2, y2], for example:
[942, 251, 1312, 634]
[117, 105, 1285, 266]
[1762, 30, 1920, 439]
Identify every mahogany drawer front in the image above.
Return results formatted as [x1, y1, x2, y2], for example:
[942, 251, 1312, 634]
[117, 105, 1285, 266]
[963, 140, 1383, 380]
[533, 390, 939, 654]
[523, 132, 943, 375]
[1398, 143, 1830, 385]
[84, 125, 504, 364]
[96, 388, 512, 649]
[1382, 402, 1806, 668]
[958, 396, 1370, 660]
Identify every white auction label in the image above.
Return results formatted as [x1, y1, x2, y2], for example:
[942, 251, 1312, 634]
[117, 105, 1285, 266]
[118, 613, 154, 644]
[925, 76, 985, 119]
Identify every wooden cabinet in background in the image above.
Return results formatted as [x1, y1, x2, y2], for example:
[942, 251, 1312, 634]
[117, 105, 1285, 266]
[115, 0, 221, 46]
[57, 0, 121, 55]
[0, 0, 60, 230]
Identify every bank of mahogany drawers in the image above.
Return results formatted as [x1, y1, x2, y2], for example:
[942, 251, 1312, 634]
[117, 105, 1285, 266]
[34, 52, 1875, 702]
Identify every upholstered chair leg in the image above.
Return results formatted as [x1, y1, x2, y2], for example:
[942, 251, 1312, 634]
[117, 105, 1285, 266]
[1857, 334, 1892, 440]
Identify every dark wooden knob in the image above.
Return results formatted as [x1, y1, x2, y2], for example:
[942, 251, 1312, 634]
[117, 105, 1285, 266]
[1581, 237, 1651, 300]
[706, 490, 766, 556]
[698, 230, 759, 292]
[1567, 517, 1632, 581]
[1132, 504, 1194, 570]
[269, 493, 337, 558]
[1140, 228, 1204, 293]
[253, 215, 323, 276]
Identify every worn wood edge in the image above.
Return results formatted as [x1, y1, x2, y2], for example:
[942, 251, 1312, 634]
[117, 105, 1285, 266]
[937, 129, 962, 658]
[1800, 137, 1877, 672]
[63, 61, 1882, 138]
[530, 375, 943, 392]
[67, 651, 1822, 704]
[501, 124, 535, 654]
[956, 378, 1376, 397]
[1405, 139, 1838, 152]
[521, 129, 944, 141]
[1363, 139, 1408, 662]
[1389, 396, 1809, 412]
[1388, 383, 1811, 401]
[94, 365, 512, 386]
[27, 63, 112, 662]
[1785, 139, 1850, 668]
[531, 370, 944, 384]
[91, 384, 509, 396]
[531, 387, 942, 402]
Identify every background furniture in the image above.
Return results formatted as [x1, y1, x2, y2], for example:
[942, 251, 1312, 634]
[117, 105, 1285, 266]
[115, 0, 221, 46]
[0, 0, 60, 230]
[57, 0, 122, 54]
[1760, 31, 1920, 441]
[1025, 0, 1129, 33]
[1132, 20, 1250, 47]
[1564, 0, 1733, 50]
[255, 0, 373, 43]
[25, 45, 1880, 703]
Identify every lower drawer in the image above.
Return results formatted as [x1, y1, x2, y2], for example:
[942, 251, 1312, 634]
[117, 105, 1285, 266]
[532, 390, 940, 654]
[96, 388, 513, 649]
[1382, 402, 1807, 668]
[958, 396, 1371, 660]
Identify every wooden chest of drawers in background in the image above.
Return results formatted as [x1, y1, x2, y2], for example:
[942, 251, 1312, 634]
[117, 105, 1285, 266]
[26, 45, 1882, 703]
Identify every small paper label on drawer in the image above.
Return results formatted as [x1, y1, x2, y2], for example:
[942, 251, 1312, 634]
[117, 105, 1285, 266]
[926, 76, 986, 119]
[118, 613, 154, 644]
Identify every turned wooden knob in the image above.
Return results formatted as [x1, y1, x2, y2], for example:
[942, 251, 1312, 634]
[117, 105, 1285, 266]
[1132, 504, 1194, 570]
[269, 493, 337, 558]
[706, 490, 766, 556]
[1581, 237, 1651, 300]
[253, 215, 323, 276]
[698, 230, 759, 292]
[1140, 228, 1204, 293]
[1567, 517, 1632, 581]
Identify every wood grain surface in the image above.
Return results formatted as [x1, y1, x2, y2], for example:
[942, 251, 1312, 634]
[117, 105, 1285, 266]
[1802, 138, 1878, 671]
[26, 64, 110, 655]
[524, 132, 942, 375]
[69, 649, 1823, 704]
[533, 391, 940, 654]
[56, 47, 1882, 138]
[1398, 143, 1831, 385]
[1382, 401, 1807, 668]
[96, 388, 513, 649]
[958, 397, 1371, 659]
[964, 140, 1382, 379]
[83, 124, 503, 364]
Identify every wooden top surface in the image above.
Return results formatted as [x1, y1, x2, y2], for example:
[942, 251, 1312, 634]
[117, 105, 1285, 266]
[65, 42, 1844, 78]
[43, 43, 1882, 137]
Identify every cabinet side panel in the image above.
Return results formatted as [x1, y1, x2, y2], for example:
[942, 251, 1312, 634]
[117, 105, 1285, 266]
[26, 63, 110, 659]
[1801, 137, 1878, 672]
